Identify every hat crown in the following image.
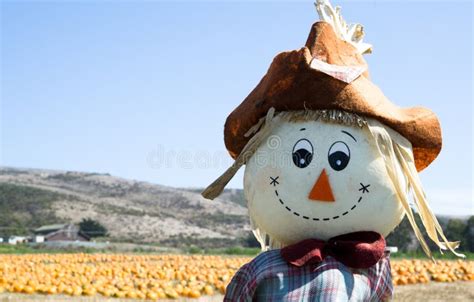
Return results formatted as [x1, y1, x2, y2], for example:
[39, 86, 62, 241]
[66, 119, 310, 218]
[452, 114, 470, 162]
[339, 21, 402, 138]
[305, 22, 369, 78]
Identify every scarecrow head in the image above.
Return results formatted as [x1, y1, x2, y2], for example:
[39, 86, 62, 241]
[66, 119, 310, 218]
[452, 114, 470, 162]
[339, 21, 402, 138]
[203, 0, 461, 258]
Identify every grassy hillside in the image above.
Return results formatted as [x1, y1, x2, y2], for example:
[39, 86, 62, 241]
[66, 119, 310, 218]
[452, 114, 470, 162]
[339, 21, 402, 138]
[0, 183, 72, 236]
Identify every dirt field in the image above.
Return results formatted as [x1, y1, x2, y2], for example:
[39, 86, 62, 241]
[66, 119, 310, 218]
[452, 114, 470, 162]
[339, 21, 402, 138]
[392, 281, 473, 301]
[0, 282, 472, 302]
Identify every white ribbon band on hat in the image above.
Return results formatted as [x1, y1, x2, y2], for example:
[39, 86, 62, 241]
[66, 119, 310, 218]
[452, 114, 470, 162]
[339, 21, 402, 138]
[310, 58, 366, 83]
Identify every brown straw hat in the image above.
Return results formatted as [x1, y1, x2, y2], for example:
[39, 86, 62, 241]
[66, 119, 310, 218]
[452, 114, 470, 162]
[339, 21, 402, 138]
[223, 21, 441, 172]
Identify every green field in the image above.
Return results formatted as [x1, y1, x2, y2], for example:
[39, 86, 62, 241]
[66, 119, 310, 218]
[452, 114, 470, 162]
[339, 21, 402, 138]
[1, 243, 473, 261]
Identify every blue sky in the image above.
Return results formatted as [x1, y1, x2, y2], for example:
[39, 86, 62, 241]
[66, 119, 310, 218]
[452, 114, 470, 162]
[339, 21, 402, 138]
[1, 1, 472, 215]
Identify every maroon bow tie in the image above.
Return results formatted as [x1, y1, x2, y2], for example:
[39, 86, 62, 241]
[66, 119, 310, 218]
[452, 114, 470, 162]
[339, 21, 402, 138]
[280, 231, 386, 269]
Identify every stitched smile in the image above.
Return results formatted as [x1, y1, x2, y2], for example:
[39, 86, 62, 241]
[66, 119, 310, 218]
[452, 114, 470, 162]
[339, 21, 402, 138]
[274, 189, 363, 221]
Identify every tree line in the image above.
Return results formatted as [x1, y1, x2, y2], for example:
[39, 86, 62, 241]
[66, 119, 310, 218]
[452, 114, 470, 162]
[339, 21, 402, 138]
[386, 215, 474, 253]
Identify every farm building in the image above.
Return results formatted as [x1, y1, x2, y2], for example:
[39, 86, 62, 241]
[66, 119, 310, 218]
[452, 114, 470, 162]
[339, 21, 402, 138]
[33, 235, 45, 243]
[8, 236, 27, 245]
[34, 224, 90, 242]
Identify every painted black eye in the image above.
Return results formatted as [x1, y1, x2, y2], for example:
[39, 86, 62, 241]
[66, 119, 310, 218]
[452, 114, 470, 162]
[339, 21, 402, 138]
[328, 141, 350, 171]
[292, 139, 313, 168]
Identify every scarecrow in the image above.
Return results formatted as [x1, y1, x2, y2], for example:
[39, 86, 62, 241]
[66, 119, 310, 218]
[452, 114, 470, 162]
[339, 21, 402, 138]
[202, 0, 463, 300]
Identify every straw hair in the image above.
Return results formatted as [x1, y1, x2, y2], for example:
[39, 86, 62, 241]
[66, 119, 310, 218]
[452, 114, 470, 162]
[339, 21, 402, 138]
[201, 108, 277, 200]
[366, 119, 463, 259]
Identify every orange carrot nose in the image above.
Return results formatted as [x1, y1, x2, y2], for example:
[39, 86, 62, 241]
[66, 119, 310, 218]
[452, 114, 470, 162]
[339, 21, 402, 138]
[308, 169, 335, 202]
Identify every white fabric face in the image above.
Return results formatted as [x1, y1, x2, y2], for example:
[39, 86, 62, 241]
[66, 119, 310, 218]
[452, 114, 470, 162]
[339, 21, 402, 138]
[244, 118, 406, 246]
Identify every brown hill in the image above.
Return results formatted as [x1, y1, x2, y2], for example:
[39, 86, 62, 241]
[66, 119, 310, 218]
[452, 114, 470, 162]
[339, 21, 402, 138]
[0, 167, 250, 247]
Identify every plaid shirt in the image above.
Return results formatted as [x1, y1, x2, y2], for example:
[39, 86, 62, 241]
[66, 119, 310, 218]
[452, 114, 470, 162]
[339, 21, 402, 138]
[224, 250, 393, 302]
